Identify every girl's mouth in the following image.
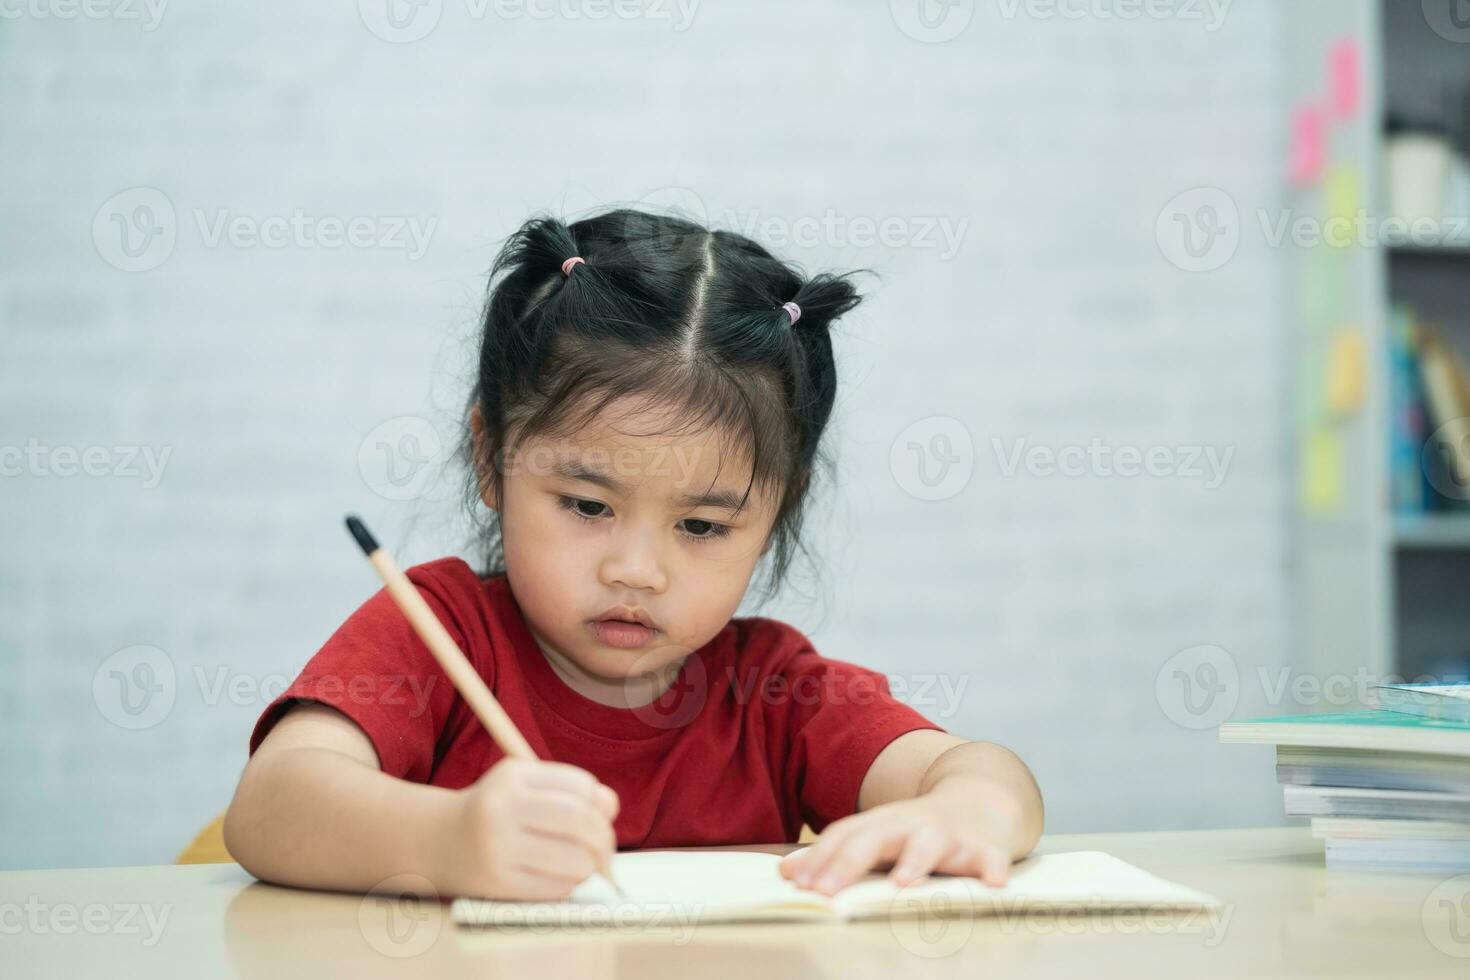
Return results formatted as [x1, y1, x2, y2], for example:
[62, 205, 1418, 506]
[589, 619, 657, 649]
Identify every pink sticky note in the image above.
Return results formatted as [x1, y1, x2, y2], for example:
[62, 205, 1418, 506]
[1328, 38, 1360, 118]
[1289, 103, 1325, 186]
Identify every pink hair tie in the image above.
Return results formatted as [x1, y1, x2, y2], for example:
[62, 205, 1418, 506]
[561, 256, 585, 276]
[782, 301, 802, 325]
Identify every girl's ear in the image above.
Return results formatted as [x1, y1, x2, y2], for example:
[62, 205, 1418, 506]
[469, 404, 500, 512]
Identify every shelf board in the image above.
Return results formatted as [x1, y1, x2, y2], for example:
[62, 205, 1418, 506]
[1393, 513, 1470, 549]
[1388, 241, 1470, 258]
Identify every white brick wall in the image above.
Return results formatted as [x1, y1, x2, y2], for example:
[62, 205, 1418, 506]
[1, 0, 1288, 869]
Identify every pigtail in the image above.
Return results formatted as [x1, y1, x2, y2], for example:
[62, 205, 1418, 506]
[782, 271, 865, 335]
[767, 270, 868, 491]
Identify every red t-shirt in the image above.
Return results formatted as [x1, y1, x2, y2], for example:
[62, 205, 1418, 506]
[248, 557, 944, 848]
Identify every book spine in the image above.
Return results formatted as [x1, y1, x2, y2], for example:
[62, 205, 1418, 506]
[1388, 306, 1427, 514]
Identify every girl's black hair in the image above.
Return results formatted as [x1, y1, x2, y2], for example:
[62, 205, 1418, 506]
[461, 207, 866, 604]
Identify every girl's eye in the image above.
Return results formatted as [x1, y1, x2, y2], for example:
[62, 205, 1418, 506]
[558, 496, 609, 521]
[679, 519, 732, 542]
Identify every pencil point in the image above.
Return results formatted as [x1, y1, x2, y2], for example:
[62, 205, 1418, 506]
[344, 514, 380, 556]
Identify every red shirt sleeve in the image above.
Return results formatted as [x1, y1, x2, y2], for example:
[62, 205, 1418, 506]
[247, 560, 485, 782]
[767, 641, 946, 834]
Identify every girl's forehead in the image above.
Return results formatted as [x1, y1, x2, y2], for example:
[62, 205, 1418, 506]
[528, 424, 748, 488]
[545, 397, 751, 466]
[509, 393, 780, 512]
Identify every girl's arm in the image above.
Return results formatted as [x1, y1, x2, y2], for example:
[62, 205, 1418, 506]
[224, 702, 619, 901]
[777, 730, 1044, 896]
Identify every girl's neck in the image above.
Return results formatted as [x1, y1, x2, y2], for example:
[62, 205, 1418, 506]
[529, 631, 684, 709]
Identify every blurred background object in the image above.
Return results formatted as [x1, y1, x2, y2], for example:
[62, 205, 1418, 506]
[3, 0, 1468, 871]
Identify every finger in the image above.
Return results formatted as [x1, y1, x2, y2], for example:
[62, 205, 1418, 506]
[889, 825, 957, 887]
[513, 829, 601, 883]
[939, 837, 1012, 888]
[810, 822, 911, 896]
[523, 762, 619, 826]
[521, 792, 617, 865]
[521, 760, 602, 797]
[784, 816, 867, 886]
[506, 863, 584, 901]
[594, 783, 620, 821]
[796, 815, 896, 887]
[778, 848, 813, 879]
[976, 842, 1012, 887]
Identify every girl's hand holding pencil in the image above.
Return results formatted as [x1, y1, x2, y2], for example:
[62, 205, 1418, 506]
[437, 756, 621, 902]
[346, 515, 627, 902]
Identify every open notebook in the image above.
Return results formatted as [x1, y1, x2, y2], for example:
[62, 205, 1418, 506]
[451, 848, 1221, 927]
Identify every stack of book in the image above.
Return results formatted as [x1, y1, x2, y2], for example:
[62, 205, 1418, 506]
[1220, 684, 1470, 873]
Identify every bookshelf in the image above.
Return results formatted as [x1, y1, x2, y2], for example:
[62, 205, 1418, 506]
[1288, 1, 1470, 693]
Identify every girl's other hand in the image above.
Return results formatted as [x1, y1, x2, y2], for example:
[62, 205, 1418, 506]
[777, 779, 1019, 896]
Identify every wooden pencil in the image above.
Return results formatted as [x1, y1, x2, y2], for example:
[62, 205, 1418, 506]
[344, 514, 626, 900]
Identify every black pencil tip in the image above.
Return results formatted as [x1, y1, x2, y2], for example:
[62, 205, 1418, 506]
[344, 515, 379, 556]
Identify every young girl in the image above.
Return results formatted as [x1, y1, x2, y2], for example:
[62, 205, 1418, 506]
[224, 209, 1043, 902]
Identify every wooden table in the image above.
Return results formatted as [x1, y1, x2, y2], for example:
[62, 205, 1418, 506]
[4, 827, 1468, 978]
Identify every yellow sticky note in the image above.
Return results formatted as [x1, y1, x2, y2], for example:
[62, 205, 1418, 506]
[1325, 327, 1367, 415]
[1323, 167, 1361, 248]
[1302, 427, 1343, 515]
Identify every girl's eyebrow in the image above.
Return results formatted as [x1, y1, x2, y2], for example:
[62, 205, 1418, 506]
[550, 460, 746, 513]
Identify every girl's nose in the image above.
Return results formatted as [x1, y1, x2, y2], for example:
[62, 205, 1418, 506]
[599, 526, 669, 593]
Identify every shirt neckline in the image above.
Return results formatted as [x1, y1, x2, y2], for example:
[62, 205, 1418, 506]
[484, 573, 718, 742]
